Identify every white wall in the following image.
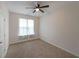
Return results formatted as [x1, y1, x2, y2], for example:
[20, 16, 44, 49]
[40, 6, 79, 57]
[9, 12, 39, 44]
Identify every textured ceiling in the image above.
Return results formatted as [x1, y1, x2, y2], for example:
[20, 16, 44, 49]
[4, 1, 79, 17]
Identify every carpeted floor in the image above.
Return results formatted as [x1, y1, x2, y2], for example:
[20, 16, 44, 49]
[5, 39, 76, 58]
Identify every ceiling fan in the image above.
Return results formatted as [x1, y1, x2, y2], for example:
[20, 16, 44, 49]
[25, 3, 49, 13]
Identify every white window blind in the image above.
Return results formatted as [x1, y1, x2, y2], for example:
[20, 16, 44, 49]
[18, 18, 34, 36]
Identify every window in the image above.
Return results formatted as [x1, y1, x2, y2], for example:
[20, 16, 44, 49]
[18, 18, 34, 36]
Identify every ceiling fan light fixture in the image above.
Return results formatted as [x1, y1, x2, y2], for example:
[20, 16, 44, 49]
[35, 8, 39, 12]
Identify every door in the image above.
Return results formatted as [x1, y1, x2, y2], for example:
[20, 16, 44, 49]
[0, 2, 9, 58]
[0, 14, 5, 57]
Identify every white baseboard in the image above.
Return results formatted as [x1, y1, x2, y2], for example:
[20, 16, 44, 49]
[9, 38, 39, 45]
[40, 38, 79, 57]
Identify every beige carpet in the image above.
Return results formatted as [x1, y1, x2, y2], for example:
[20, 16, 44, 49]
[5, 39, 76, 58]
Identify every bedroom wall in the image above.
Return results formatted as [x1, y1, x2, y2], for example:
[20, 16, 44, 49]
[40, 6, 79, 57]
[9, 12, 39, 44]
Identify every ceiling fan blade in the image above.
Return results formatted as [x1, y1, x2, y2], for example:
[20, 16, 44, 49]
[39, 5, 49, 8]
[33, 10, 36, 13]
[39, 9, 44, 13]
[37, 3, 40, 7]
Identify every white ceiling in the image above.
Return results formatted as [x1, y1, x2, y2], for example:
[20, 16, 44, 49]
[4, 1, 79, 17]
